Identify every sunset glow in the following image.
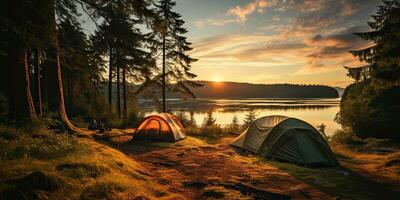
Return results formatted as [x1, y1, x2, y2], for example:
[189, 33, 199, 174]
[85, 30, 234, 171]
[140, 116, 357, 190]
[211, 76, 223, 82]
[174, 0, 380, 87]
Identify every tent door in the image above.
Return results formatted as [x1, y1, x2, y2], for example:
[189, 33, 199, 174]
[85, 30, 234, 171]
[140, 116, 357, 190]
[145, 120, 161, 135]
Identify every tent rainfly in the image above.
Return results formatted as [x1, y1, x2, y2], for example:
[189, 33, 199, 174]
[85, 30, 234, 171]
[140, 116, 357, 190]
[231, 115, 338, 166]
[133, 113, 186, 142]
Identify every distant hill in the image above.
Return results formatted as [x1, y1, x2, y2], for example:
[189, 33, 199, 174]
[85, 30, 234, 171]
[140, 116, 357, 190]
[183, 81, 339, 99]
[104, 81, 339, 99]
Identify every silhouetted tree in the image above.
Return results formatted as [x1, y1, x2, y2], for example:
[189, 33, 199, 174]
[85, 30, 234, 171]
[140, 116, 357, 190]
[338, 0, 400, 140]
[346, 0, 400, 82]
[227, 115, 241, 133]
[202, 110, 216, 127]
[242, 110, 257, 129]
[91, 0, 155, 119]
[152, 0, 200, 112]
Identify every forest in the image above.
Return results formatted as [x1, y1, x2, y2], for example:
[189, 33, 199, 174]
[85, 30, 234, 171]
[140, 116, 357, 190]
[0, 0, 399, 199]
[0, 0, 198, 127]
[336, 0, 400, 141]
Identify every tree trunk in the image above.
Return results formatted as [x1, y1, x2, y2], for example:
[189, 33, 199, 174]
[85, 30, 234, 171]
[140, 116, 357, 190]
[108, 46, 113, 109]
[7, 47, 37, 119]
[55, 53, 86, 133]
[122, 66, 127, 119]
[45, 0, 92, 135]
[24, 49, 37, 119]
[162, 35, 166, 113]
[69, 74, 73, 112]
[34, 48, 42, 116]
[116, 55, 121, 119]
[46, 52, 59, 112]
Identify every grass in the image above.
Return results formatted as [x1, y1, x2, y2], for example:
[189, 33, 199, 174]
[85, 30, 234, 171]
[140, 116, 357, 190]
[0, 125, 82, 161]
[186, 125, 233, 144]
[0, 124, 176, 200]
[202, 185, 251, 200]
[259, 158, 400, 200]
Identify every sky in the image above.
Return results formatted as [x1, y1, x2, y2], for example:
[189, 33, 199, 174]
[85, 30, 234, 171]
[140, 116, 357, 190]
[172, 0, 381, 87]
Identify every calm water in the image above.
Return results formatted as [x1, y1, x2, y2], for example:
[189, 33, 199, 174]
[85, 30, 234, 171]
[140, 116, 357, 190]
[139, 98, 341, 136]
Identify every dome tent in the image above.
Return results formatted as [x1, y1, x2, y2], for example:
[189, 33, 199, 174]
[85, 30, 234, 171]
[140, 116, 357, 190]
[231, 115, 337, 166]
[133, 113, 186, 142]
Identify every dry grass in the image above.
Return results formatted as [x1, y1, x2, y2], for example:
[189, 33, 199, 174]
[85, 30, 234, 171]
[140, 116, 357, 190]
[333, 145, 400, 192]
[0, 127, 175, 200]
[2, 126, 399, 200]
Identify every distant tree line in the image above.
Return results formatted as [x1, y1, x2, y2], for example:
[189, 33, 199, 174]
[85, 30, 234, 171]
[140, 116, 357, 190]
[336, 0, 400, 140]
[176, 81, 339, 99]
[0, 0, 197, 129]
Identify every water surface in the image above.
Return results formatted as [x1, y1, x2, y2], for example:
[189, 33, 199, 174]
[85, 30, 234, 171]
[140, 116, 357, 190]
[139, 98, 341, 136]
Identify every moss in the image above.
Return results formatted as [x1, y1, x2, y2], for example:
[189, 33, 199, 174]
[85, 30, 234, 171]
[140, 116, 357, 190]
[56, 163, 109, 179]
[0, 125, 82, 160]
[0, 124, 173, 200]
[80, 181, 127, 200]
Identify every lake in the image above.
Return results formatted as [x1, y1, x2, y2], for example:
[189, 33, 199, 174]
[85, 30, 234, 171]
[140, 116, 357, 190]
[139, 98, 341, 136]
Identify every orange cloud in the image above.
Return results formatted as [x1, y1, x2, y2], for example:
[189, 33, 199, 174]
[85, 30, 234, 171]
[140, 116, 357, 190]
[228, 0, 276, 23]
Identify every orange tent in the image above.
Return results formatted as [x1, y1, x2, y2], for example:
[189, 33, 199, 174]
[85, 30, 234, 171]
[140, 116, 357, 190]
[133, 113, 186, 142]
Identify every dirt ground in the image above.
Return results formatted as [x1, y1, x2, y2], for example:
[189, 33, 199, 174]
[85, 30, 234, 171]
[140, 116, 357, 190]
[100, 133, 400, 200]
[107, 136, 335, 199]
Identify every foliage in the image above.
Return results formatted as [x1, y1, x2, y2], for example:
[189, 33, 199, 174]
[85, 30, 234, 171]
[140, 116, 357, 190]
[336, 81, 400, 140]
[202, 110, 216, 127]
[0, 125, 81, 160]
[59, 19, 108, 119]
[347, 0, 400, 81]
[176, 112, 191, 127]
[0, 0, 197, 123]
[149, 0, 201, 100]
[242, 110, 258, 130]
[226, 115, 241, 133]
[330, 129, 365, 146]
[338, 0, 400, 141]
[188, 111, 196, 127]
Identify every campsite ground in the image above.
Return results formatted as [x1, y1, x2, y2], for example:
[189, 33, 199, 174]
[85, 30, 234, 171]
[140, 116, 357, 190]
[1, 127, 399, 199]
[107, 133, 400, 200]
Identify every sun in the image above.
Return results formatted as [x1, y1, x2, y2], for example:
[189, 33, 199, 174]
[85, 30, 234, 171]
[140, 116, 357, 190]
[211, 76, 222, 83]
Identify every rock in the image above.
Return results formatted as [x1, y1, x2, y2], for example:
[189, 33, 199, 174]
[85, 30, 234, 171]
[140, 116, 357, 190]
[12, 171, 61, 191]
[374, 147, 397, 153]
[298, 189, 311, 198]
[202, 189, 225, 199]
[0, 171, 60, 200]
[182, 181, 208, 189]
[384, 159, 400, 167]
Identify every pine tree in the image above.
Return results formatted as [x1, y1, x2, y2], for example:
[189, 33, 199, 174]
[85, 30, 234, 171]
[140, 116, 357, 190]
[346, 0, 400, 82]
[227, 115, 241, 133]
[242, 110, 257, 129]
[338, 0, 400, 140]
[91, 0, 156, 119]
[189, 110, 196, 127]
[153, 0, 200, 112]
[202, 110, 216, 127]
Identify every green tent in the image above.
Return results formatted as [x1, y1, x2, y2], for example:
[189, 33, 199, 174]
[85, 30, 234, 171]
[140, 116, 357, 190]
[231, 115, 338, 166]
